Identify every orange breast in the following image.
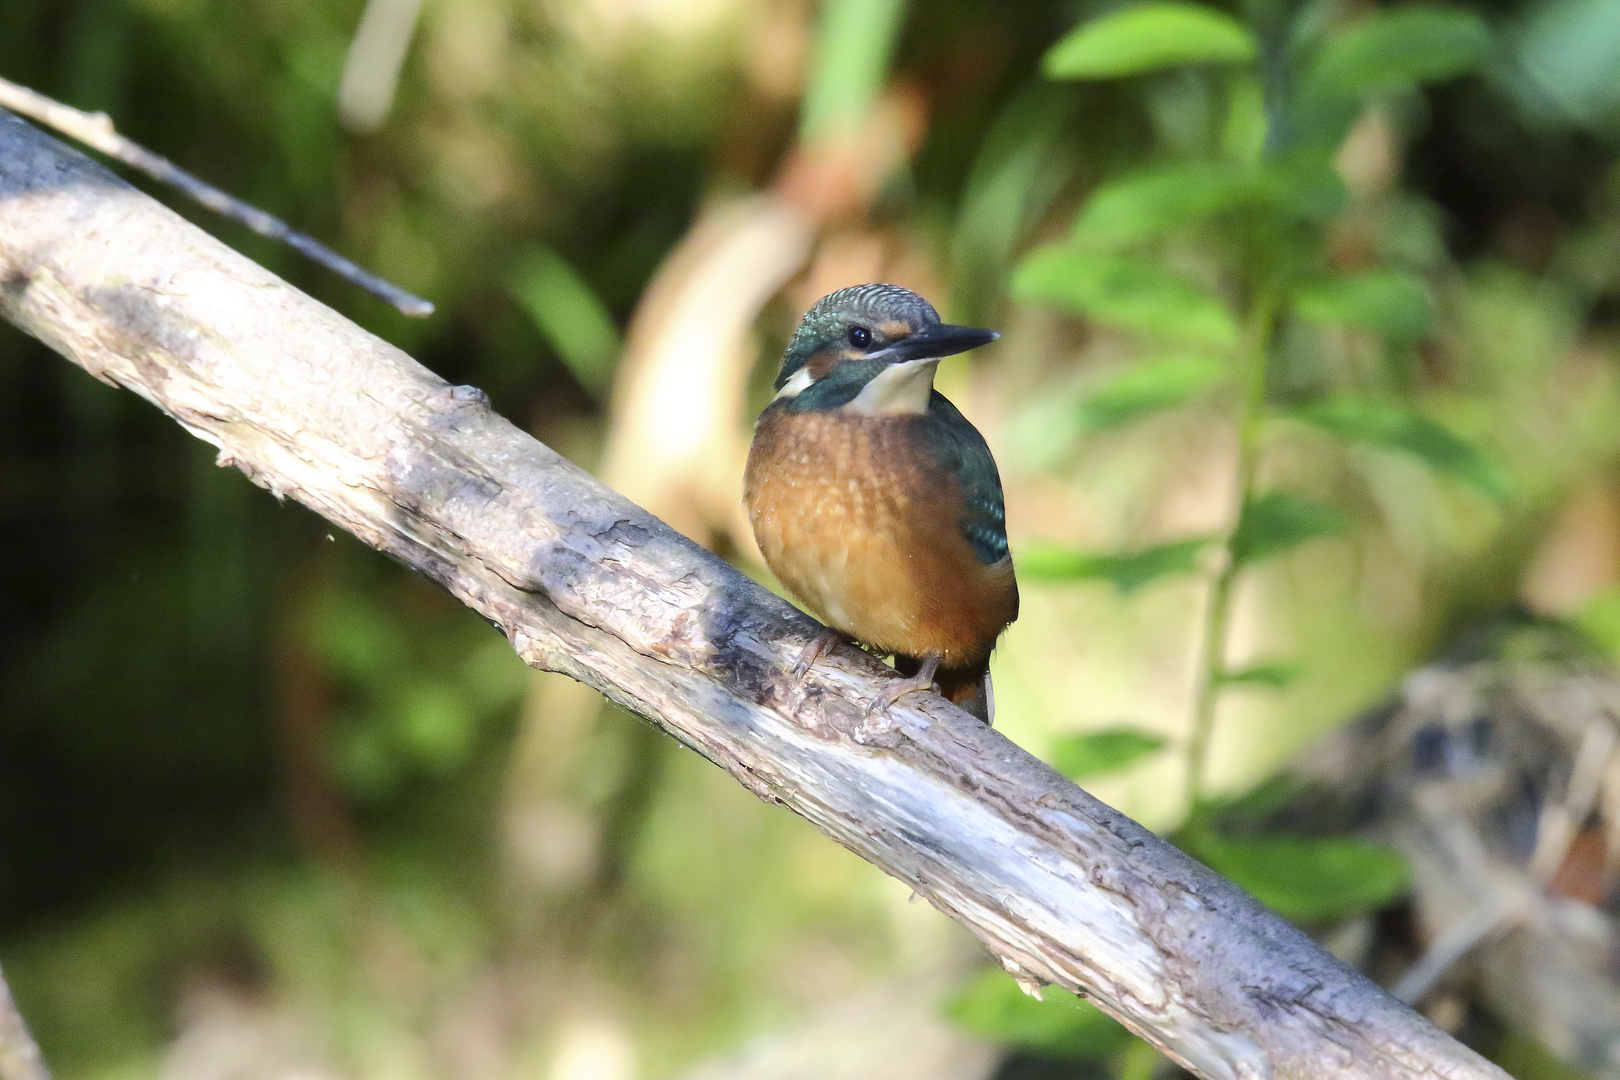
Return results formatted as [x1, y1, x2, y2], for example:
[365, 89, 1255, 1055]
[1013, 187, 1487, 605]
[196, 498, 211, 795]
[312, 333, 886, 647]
[743, 407, 1017, 668]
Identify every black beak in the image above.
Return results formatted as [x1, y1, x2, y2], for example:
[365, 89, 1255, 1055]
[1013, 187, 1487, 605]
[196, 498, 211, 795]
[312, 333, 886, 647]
[893, 323, 999, 361]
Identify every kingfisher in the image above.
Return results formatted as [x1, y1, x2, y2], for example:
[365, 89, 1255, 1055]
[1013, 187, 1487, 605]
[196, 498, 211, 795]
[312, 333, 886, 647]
[744, 284, 1018, 723]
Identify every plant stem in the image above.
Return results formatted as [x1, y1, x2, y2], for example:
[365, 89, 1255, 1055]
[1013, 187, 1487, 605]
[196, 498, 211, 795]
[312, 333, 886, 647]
[1185, 290, 1278, 811]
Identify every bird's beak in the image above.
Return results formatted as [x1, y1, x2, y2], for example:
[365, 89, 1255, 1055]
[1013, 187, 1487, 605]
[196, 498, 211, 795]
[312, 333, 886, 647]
[891, 323, 999, 362]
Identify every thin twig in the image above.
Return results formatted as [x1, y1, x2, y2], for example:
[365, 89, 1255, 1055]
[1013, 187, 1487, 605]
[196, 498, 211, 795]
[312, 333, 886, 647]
[1529, 720, 1616, 884]
[1392, 889, 1526, 1005]
[0, 962, 50, 1080]
[0, 76, 433, 319]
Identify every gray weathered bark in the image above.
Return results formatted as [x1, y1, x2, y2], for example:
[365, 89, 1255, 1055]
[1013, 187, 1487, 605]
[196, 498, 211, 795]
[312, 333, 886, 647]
[0, 109, 1507, 1080]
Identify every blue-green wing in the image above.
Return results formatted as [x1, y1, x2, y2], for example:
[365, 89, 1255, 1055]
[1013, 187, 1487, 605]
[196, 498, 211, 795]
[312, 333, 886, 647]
[925, 392, 1010, 566]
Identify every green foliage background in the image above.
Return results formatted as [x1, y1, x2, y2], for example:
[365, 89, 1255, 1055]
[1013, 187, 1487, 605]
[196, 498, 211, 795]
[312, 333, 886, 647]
[4, 0, 1620, 1077]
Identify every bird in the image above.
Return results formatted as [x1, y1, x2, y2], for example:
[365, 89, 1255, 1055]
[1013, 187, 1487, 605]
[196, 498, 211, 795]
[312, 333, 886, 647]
[743, 283, 1018, 723]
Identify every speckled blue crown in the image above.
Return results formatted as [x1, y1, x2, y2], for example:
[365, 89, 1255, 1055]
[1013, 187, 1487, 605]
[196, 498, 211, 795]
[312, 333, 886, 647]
[776, 284, 940, 389]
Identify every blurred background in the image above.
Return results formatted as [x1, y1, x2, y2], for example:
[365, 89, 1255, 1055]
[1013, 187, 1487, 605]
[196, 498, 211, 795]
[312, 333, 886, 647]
[5, 0, 1620, 1077]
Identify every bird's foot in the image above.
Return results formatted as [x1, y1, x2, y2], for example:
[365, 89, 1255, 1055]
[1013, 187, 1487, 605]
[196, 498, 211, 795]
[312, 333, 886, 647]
[789, 628, 846, 682]
[864, 655, 942, 719]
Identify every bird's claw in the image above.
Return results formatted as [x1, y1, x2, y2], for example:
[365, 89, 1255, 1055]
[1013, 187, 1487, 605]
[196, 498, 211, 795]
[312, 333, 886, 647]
[863, 655, 943, 719]
[789, 628, 845, 682]
[863, 676, 935, 719]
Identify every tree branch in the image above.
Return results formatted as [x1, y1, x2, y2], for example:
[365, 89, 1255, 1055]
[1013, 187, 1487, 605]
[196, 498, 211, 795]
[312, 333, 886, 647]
[0, 108, 1506, 1080]
[0, 77, 432, 318]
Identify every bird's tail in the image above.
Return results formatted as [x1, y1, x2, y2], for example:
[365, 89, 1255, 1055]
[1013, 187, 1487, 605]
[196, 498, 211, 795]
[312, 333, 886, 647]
[897, 656, 994, 725]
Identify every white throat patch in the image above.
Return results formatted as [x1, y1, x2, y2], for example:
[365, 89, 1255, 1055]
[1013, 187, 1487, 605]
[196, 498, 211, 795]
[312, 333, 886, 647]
[841, 358, 939, 416]
[773, 366, 815, 400]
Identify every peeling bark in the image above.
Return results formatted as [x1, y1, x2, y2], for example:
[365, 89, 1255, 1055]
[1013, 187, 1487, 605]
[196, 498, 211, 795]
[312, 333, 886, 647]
[0, 109, 1507, 1080]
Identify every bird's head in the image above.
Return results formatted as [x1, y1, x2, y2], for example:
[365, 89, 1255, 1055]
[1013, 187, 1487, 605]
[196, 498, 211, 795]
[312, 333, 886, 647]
[772, 284, 997, 415]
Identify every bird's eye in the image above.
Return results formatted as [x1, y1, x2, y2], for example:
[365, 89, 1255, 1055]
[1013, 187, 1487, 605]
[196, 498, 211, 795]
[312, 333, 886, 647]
[847, 326, 872, 349]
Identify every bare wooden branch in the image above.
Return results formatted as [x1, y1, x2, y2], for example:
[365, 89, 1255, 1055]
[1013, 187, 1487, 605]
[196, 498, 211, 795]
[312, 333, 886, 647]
[0, 78, 433, 318]
[0, 963, 51, 1080]
[0, 109, 1508, 1080]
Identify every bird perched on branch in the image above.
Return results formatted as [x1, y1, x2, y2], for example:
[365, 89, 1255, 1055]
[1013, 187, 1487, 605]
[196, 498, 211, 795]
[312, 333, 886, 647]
[744, 284, 1018, 722]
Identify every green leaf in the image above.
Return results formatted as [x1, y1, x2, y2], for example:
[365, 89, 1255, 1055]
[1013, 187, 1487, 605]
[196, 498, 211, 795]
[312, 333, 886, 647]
[1044, 3, 1258, 79]
[1020, 538, 1210, 592]
[1215, 661, 1303, 688]
[1012, 247, 1240, 346]
[1050, 728, 1167, 779]
[1303, 7, 1492, 101]
[1190, 832, 1411, 923]
[800, 0, 909, 143]
[1294, 398, 1510, 499]
[1071, 164, 1251, 248]
[1221, 72, 1269, 165]
[1078, 355, 1227, 431]
[944, 969, 1135, 1060]
[1211, 776, 1312, 819]
[509, 246, 622, 400]
[1229, 492, 1346, 566]
[1251, 153, 1349, 219]
[1293, 270, 1434, 341]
